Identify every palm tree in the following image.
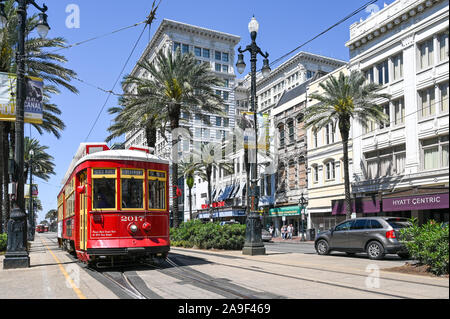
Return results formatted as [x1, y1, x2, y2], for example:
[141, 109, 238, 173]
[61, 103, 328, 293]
[24, 137, 55, 182]
[117, 48, 225, 228]
[304, 71, 390, 219]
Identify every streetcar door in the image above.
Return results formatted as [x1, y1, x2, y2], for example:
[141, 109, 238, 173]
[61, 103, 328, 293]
[78, 171, 88, 250]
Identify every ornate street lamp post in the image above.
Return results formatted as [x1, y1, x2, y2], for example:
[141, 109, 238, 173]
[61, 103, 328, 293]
[299, 193, 308, 242]
[28, 149, 35, 241]
[1, 0, 50, 269]
[236, 16, 271, 256]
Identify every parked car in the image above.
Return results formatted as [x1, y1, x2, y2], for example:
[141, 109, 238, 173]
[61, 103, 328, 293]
[314, 217, 411, 260]
[219, 221, 240, 226]
[261, 229, 272, 242]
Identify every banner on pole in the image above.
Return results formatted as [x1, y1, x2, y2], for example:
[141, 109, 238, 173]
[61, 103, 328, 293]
[242, 112, 269, 150]
[0, 72, 44, 124]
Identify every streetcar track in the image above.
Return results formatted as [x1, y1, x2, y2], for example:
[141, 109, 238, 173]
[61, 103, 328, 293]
[168, 252, 448, 299]
[142, 257, 283, 299]
[170, 248, 449, 289]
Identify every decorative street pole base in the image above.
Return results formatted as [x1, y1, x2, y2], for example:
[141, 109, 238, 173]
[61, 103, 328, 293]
[3, 206, 30, 269]
[242, 212, 266, 256]
[3, 251, 30, 269]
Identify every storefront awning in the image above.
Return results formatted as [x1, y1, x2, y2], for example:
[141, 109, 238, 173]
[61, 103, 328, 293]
[332, 197, 380, 215]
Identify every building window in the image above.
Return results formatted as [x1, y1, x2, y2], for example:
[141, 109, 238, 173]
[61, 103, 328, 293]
[173, 42, 180, 52]
[376, 59, 389, 85]
[215, 63, 222, 72]
[278, 125, 285, 148]
[438, 32, 449, 62]
[325, 161, 335, 181]
[215, 51, 221, 60]
[379, 104, 390, 129]
[223, 91, 229, 101]
[365, 67, 374, 83]
[194, 47, 202, 57]
[419, 38, 434, 69]
[182, 44, 189, 54]
[440, 82, 449, 113]
[419, 86, 436, 118]
[421, 135, 449, 170]
[392, 53, 403, 81]
[325, 123, 335, 144]
[288, 120, 295, 144]
[313, 132, 318, 148]
[222, 53, 229, 62]
[393, 98, 405, 126]
[203, 49, 210, 59]
[312, 165, 319, 184]
[222, 65, 228, 73]
[216, 116, 221, 127]
[365, 145, 406, 179]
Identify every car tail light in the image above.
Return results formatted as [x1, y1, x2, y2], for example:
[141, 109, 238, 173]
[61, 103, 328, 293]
[386, 230, 396, 239]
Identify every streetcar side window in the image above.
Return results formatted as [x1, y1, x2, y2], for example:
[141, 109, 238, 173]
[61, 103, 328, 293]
[92, 168, 116, 210]
[148, 170, 166, 210]
[121, 169, 144, 209]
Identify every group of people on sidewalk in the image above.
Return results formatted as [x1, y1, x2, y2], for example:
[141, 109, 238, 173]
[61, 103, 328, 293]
[268, 224, 295, 240]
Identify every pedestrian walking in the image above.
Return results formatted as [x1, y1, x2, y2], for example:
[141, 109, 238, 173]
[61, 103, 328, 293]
[269, 225, 274, 238]
[281, 225, 287, 240]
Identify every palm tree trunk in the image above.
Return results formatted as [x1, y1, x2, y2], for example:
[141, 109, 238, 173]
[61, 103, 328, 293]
[170, 106, 181, 228]
[339, 122, 352, 220]
[206, 164, 212, 221]
[188, 186, 192, 221]
[145, 118, 157, 148]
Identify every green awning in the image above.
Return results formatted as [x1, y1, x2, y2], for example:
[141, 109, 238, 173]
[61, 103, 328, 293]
[269, 205, 305, 217]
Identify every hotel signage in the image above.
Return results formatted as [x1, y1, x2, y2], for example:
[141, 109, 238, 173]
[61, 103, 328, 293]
[383, 193, 449, 212]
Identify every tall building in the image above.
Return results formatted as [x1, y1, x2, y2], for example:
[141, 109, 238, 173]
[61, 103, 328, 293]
[346, 0, 449, 223]
[123, 19, 241, 222]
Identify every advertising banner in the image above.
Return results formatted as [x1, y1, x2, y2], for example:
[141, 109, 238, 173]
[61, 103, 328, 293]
[0, 72, 44, 124]
[383, 193, 449, 212]
[242, 112, 269, 150]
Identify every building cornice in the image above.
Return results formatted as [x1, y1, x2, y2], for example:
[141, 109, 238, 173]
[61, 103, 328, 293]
[346, 0, 446, 50]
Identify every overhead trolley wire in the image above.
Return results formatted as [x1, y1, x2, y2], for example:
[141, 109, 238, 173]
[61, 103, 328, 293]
[83, 0, 161, 142]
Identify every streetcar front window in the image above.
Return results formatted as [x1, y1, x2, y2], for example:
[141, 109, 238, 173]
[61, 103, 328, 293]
[121, 169, 144, 209]
[148, 170, 166, 210]
[93, 179, 116, 209]
[92, 169, 117, 209]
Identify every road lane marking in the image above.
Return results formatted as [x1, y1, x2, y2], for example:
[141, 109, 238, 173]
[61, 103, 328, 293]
[40, 237, 87, 299]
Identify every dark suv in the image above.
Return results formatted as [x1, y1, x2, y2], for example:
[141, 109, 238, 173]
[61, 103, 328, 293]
[314, 217, 411, 260]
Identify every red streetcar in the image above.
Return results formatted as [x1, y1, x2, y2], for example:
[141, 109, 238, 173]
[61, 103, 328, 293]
[57, 143, 170, 266]
[36, 225, 44, 233]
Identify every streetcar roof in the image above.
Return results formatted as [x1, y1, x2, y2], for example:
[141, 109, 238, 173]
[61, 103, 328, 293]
[60, 144, 169, 189]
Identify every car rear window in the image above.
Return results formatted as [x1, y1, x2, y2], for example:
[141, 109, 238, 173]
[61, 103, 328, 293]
[387, 220, 411, 229]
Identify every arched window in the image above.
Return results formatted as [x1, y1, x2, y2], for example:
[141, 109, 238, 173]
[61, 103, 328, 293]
[324, 160, 336, 181]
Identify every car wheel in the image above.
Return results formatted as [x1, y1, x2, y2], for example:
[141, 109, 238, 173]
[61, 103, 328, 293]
[316, 239, 330, 255]
[366, 241, 385, 260]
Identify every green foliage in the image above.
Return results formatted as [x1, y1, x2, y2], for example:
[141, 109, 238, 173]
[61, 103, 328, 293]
[170, 220, 246, 250]
[400, 219, 449, 276]
[0, 233, 7, 252]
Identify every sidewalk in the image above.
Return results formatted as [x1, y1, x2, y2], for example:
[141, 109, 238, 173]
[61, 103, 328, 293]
[0, 233, 117, 299]
[269, 236, 315, 243]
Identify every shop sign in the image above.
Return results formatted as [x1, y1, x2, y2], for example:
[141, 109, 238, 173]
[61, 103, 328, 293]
[383, 193, 449, 212]
[269, 205, 303, 217]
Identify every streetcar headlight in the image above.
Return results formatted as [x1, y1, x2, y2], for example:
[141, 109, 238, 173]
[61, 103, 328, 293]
[129, 224, 138, 233]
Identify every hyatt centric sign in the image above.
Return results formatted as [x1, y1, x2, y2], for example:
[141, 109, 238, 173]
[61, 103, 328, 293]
[383, 193, 449, 211]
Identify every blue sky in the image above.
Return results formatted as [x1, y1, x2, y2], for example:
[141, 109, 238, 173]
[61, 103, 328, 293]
[32, 0, 395, 222]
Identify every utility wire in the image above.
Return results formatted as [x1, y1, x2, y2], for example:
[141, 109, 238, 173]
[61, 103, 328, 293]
[83, 23, 149, 142]
[239, 0, 379, 87]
